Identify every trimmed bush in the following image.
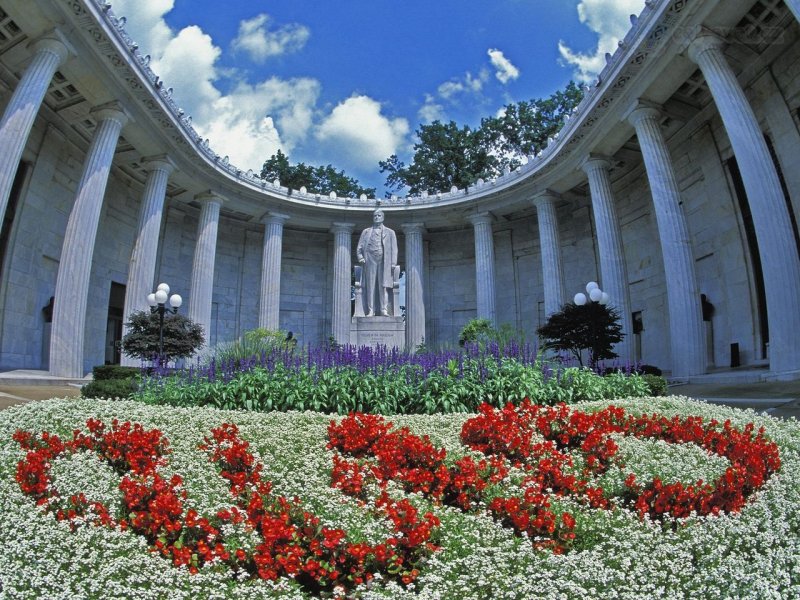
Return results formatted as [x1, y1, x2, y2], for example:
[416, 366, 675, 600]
[91, 365, 141, 381]
[642, 374, 668, 397]
[81, 377, 139, 399]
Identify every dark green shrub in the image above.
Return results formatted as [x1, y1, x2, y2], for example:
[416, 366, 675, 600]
[637, 364, 663, 377]
[458, 318, 495, 346]
[122, 310, 205, 363]
[642, 374, 668, 396]
[81, 378, 139, 399]
[92, 365, 141, 381]
[537, 302, 624, 369]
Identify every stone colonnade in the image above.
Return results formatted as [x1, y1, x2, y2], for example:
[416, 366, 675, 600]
[119, 156, 176, 367]
[0, 23, 797, 376]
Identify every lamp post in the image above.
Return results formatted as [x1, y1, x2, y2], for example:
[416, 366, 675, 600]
[572, 281, 611, 369]
[146, 282, 182, 363]
[573, 281, 609, 306]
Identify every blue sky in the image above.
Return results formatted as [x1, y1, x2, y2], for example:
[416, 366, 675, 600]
[110, 0, 645, 192]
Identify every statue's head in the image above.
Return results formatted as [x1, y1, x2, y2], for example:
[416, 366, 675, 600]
[373, 209, 385, 224]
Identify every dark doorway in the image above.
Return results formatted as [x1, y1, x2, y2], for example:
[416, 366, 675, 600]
[726, 157, 769, 358]
[0, 162, 30, 280]
[105, 282, 126, 365]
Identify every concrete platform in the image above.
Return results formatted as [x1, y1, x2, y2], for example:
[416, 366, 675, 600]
[0, 369, 90, 386]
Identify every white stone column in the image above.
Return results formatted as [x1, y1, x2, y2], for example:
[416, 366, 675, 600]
[753, 71, 800, 229]
[0, 32, 71, 229]
[120, 156, 176, 366]
[468, 213, 497, 326]
[187, 193, 224, 345]
[259, 212, 289, 331]
[331, 222, 355, 345]
[533, 192, 566, 318]
[689, 32, 800, 374]
[49, 103, 129, 377]
[402, 222, 426, 351]
[582, 157, 633, 364]
[628, 104, 706, 377]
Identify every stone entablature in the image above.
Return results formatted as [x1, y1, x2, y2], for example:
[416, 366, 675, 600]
[64, 0, 692, 214]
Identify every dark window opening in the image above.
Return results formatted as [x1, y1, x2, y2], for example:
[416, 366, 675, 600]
[726, 157, 769, 358]
[105, 282, 126, 365]
[0, 161, 30, 279]
[764, 134, 800, 258]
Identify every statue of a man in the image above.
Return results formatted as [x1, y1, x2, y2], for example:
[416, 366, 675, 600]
[357, 209, 398, 317]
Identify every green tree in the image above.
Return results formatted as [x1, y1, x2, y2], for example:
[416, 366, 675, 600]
[379, 121, 498, 195]
[479, 81, 585, 170]
[536, 302, 623, 369]
[121, 310, 205, 363]
[260, 149, 376, 198]
[380, 82, 585, 194]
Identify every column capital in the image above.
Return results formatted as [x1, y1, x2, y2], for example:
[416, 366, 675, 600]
[401, 222, 426, 235]
[194, 191, 226, 207]
[90, 101, 131, 128]
[29, 29, 74, 63]
[262, 211, 290, 226]
[581, 154, 613, 174]
[687, 29, 726, 64]
[141, 154, 177, 175]
[625, 100, 663, 128]
[467, 212, 494, 227]
[330, 222, 355, 234]
[532, 190, 561, 208]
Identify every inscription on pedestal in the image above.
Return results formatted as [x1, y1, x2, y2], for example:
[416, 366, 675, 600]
[350, 316, 406, 349]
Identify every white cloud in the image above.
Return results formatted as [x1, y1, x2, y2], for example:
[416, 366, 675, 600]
[151, 25, 222, 117]
[437, 70, 489, 100]
[232, 14, 310, 63]
[418, 94, 445, 123]
[110, 0, 175, 57]
[198, 77, 320, 171]
[487, 49, 520, 84]
[559, 0, 646, 83]
[107, 2, 321, 172]
[316, 96, 409, 169]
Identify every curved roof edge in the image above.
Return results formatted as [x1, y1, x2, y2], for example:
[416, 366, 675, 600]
[71, 0, 694, 212]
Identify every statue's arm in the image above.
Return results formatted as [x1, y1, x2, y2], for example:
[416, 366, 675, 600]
[356, 230, 366, 262]
[390, 230, 399, 266]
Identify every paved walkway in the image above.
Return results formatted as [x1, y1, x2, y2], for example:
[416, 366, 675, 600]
[667, 380, 800, 419]
[0, 384, 81, 410]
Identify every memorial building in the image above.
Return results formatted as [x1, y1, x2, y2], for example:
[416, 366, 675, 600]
[0, 0, 798, 380]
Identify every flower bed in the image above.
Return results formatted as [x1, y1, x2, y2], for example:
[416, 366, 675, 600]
[135, 343, 652, 414]
[1, 397, 799, 598]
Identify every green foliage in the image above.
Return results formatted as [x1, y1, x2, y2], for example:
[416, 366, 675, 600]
[81, 377, 139, 400]
[537, 302, 624, 369]
[458, 318, 495, 347]
[213, 328, 296, 366]
[121, 310, 205, 363]
[478, 81, 585, 167]
[380, 121, 497, 194]
[260, 149, 376, 198]
[82, 364, 142, 399]
[458, 319, 526, 349]
[136, 357, 651, 416]
[91, 365, 141, 381]
[379, 82, 585, 194]
[642, 374, 668, 397]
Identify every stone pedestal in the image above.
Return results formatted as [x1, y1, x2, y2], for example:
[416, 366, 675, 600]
[350, 316, 405, 349]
